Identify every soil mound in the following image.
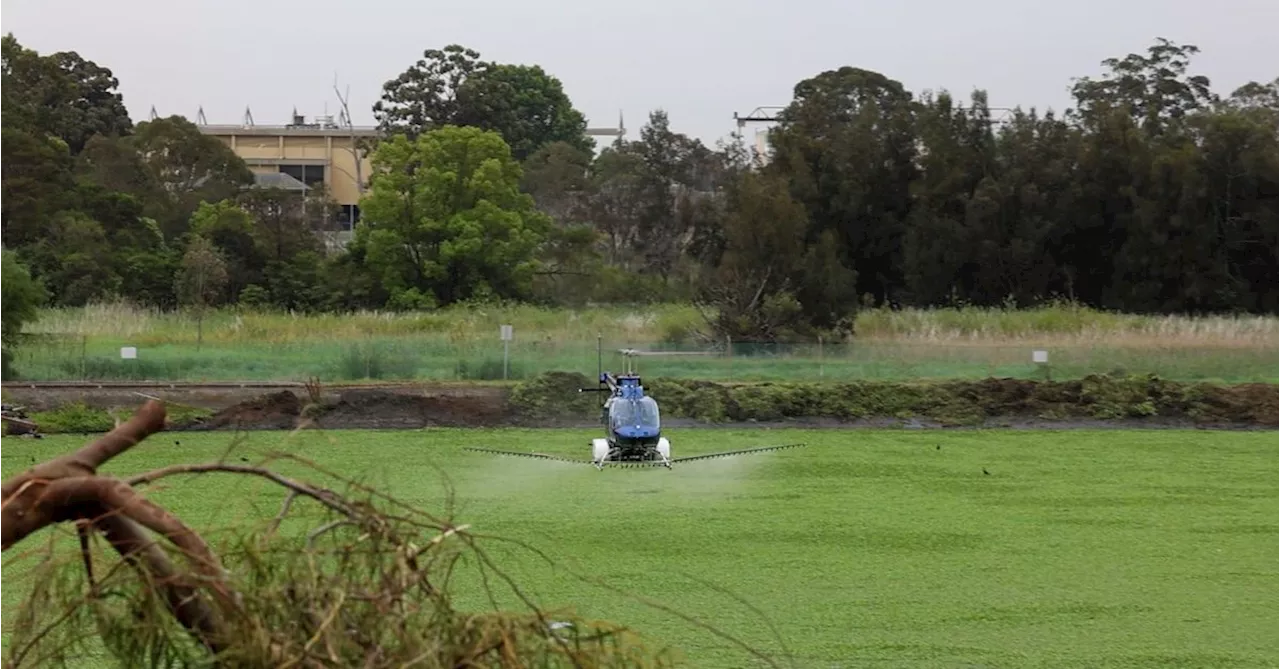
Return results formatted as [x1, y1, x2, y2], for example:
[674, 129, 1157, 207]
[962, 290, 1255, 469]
[313, 388, 512, 429]
[1192, 382, 1278, 426]
[183, 390, 304, 431]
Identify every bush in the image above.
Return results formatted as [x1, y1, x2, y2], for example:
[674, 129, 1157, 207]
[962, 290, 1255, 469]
[28, 403, 213, 434]
[508, 371, 598, 418]
[2, 248, 48, 377]
[508, 372, 1278, 426]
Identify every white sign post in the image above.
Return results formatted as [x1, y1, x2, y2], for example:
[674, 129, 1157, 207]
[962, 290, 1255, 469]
[1032, 349, 1049, 380]
[120, 346, 138, 381]
[500, 325, 514, 380]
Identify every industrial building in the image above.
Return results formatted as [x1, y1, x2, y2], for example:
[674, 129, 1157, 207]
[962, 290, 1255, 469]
[194, 107, 627, 234]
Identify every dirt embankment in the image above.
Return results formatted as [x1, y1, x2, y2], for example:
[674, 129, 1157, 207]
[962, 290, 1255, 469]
[180, 386, 518, 431]
[0, 383, 526, 433]
[5, 373, 1276, 433]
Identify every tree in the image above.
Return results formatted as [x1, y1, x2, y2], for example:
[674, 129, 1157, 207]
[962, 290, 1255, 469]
[579, 143, 648, 268]
[1069, 38, 1216, 136]
[901, 89, 991, 306]
[1062, 38, 1258, 312]
[768, 66, 918, 306]
[456, 63, 593, 159]
[26, 211, 122, 306]
[1, 127, 77, 248]
[188, 200, 264, 304]
[697, 170, 811, 341]
[122, 116, 255, 238]
[903, 91, 1071, 307]
[1, 248, 48, 377]
[1, 34, 132, 155]
[520, 140, 594, 225]
[236, 186, 329, 263]
[373, 45, 488, 140]
[629, 110, 724, 283]
[1193, 81, 1280, 311]
[44, 50, 133, 153]
[575, 111, 726, 286]
[355, 125, 552, 307]
[373, 45, 591, 159]
[174, 235, 229, 350]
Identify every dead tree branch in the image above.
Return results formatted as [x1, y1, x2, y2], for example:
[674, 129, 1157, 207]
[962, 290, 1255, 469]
[1, 400, 740, 668]
[1, 401, 240, 657]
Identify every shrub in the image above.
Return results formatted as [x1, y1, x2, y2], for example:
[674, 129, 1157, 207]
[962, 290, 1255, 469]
[508, 372, 1278, 426]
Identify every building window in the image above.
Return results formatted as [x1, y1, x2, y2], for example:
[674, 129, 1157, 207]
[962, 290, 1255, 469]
[278, 164, 326, 187]
[338, 204, 361, 230]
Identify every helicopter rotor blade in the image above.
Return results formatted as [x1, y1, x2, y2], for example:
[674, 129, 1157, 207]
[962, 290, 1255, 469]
[668, 443, 807, 464]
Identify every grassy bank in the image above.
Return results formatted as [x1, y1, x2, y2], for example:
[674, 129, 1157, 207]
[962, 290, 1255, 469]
[9, 301, 1277, 383]
[18, 402, 214, 434]
[4, 428, 1275, 667]
[12, 372, 1275, 435]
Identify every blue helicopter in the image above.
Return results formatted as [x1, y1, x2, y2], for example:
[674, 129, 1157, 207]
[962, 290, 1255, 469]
[583, 368, 671, 468]
[465, 340, 805, 470]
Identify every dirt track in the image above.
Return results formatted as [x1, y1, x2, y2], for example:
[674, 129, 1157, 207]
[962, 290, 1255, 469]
[2, 382, 1270, 432]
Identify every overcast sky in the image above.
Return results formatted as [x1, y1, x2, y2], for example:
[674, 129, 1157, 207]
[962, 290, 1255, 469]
[2, 0, 1276, 147]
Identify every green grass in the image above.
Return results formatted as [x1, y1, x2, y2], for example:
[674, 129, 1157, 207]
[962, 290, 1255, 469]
[10, 301, 1276, 384]
[10, 337, 1277, 384]
[4, 427, 1276, 667]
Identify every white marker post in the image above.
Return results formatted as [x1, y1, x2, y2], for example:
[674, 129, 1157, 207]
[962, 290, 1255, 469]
[121, 346, 138, 380]
[500, 325, 514, 380]
[1032, 349, 1049, 381]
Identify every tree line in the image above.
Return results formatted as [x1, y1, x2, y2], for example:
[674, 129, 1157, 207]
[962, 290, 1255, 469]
[2, 34, 1276, 348]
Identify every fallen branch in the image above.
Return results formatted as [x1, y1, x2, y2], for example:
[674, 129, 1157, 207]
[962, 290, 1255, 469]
[1, 401, 237, 656]
[1, 400, 738, 668]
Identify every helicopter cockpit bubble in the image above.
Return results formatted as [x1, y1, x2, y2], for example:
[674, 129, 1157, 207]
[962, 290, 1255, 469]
[609, 395, 661, 432]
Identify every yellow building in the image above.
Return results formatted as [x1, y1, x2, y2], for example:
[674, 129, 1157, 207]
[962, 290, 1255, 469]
[198, 109, 627, 233]
[199, 111, 377, 231]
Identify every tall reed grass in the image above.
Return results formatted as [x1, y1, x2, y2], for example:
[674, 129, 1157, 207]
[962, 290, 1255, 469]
[25, 300, 1278, 347]
[24, 301, 704, 346]
[10, 300, 1273, 384]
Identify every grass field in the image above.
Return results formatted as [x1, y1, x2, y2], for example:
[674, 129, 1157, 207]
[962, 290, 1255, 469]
[3, 426, 1276, 667]
[10, 301, 1279, 383]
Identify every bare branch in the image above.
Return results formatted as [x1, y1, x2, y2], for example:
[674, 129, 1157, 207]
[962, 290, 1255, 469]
[71, 395, 168, 470]
[92, 511, 227, 653]
[75, 521, 96, 595]
[126, 463, 355, 518]
[264, 490, 300, 542]
[306, 520, 356, 549]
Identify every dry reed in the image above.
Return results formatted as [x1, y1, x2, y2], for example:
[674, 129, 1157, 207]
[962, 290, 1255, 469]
[25, 300, 1278, 348]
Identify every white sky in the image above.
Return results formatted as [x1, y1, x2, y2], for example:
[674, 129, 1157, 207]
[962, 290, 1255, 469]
[2, 0, 1277, 147]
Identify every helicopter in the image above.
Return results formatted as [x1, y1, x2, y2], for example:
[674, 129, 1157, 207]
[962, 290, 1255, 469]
[583, 368, 670, 468]
[464, 338, 805, 469]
